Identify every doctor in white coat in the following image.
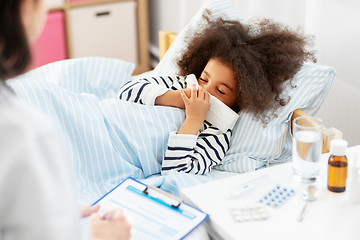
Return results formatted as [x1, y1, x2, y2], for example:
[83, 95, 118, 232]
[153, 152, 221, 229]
[0, 0, 130, 239]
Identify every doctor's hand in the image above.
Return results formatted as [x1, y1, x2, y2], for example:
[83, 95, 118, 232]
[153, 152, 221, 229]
[80, 204, 100, 217]
[89, 208, 131, 240]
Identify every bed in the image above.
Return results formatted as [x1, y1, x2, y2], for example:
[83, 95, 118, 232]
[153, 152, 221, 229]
[7, 0, 338, 208]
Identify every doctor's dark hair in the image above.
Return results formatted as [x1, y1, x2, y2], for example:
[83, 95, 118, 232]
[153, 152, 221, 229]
[0, 0, 31, 80]
[177, 12, 316, 122]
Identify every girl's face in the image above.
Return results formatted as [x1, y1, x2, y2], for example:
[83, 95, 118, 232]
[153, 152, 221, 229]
[21, 0, 47, 43]
[198, 58, 238, 109]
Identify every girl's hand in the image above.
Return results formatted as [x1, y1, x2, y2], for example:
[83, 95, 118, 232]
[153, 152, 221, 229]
[177, 85, 210, 135]
[181, 84, 210, 122]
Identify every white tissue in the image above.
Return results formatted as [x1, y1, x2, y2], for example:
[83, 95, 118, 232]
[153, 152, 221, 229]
[185, 74, 199, 89]
[185, 74, 239, 132]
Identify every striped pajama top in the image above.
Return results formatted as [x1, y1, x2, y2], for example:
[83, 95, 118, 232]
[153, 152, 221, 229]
[118, 76, 233, 175]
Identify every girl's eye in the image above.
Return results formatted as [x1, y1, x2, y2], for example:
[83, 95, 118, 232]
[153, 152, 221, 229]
[199, 78, 207, 82]
[217, 89, 225, 94]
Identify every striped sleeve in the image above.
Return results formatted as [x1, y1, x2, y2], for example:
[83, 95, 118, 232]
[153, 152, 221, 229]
[118, 76, 186, 105]
[161, 123, 232, 175]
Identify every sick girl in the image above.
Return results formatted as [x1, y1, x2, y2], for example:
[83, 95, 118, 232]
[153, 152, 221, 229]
[118, 13, 316, 175]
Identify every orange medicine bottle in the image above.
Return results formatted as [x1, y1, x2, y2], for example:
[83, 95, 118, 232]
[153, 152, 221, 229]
[327, 139, 348, 193]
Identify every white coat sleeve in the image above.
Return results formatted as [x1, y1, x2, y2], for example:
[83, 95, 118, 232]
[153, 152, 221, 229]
[0, 108, 81, 240]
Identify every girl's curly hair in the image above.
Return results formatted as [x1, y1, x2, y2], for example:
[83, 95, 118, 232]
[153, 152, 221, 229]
[177, 11, 316, 123]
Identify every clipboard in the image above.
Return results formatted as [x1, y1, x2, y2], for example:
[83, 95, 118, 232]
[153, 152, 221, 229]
[81, 178, 209, 240]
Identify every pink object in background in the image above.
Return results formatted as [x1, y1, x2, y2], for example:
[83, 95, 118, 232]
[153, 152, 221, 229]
[29, 11, 67, 70]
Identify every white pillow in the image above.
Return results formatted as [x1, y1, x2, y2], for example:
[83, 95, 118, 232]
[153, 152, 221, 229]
[153, 0, 336, 173]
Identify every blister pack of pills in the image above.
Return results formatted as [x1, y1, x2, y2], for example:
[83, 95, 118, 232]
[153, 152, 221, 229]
[229, 202, 269, 222]
[259, 184, 296, 208]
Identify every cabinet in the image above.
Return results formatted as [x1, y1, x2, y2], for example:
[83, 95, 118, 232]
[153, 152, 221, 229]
[32, 0, 149, 75]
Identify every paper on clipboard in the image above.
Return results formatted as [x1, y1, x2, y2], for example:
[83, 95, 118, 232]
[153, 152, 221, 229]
[81, 178, 209, 240]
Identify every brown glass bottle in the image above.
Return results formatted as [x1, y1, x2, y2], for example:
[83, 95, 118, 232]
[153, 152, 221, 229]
[327, 139, 348, 193]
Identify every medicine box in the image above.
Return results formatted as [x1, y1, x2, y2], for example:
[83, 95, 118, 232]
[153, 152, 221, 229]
[30, 11, 67, 69]
[68, 1, 138, 64]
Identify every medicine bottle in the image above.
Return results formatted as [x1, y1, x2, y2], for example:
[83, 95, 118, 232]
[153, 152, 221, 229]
[327, 139, 348, 193]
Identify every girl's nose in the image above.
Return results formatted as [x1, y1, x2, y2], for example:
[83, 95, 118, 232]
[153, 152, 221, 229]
[199, 81, 209, 91]
[203, 85, 214, 96]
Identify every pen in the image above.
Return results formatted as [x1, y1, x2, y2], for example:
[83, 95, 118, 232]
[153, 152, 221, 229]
[228, 174, 270, 200]
[103, 210, 115, 220]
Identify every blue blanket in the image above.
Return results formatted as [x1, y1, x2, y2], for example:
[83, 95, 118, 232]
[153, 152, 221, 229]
[8, 57, 213, 204]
